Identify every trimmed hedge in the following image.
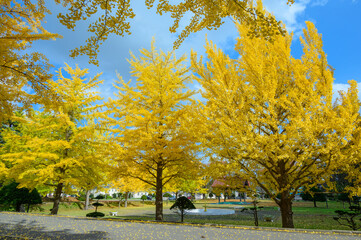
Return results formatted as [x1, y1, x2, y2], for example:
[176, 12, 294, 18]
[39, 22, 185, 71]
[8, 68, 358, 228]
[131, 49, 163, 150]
[86, 212, 105, 218]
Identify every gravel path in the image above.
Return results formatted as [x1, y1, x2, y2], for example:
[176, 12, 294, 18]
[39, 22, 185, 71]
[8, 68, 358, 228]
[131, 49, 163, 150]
[0, 212, 360, 240]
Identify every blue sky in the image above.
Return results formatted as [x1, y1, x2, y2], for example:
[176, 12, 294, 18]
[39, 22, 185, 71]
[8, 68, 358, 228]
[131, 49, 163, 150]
[31, 0, 361, 100]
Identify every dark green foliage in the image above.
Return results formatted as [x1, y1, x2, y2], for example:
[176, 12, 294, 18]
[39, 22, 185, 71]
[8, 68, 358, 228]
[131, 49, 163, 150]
[333, 206, 361, 230]
[0, 181, 42, 212]
[163, 192, 172, 198]
[106, 195, 112, 199]
[338, 193, 352, 203]
[92, 201, 104, 212]
[170, 196, 196, 222]
[77, 196, 86, 201]
[301, 189, 326, 202]
[209, 193, 214, 198]
[141, 195, 147, 202]
[112, 193, 120, 198]
[300, 186, 326, 207]
[95, 194, 105, 199]
[86, 212, 105, 218]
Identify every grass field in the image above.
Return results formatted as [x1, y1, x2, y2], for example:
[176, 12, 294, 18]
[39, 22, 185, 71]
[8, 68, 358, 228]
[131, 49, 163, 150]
[24, 198, 359, 231]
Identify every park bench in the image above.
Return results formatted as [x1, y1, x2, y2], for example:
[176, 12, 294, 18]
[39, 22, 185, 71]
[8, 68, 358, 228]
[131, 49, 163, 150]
[109, 211, 118, 216]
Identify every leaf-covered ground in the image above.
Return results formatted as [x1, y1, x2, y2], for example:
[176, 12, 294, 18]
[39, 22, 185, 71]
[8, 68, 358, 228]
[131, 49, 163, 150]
[0, 212, 360, 240]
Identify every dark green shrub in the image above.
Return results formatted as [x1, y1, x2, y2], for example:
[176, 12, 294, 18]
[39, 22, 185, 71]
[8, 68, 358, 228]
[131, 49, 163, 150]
[141, 195, 147, 202]
[106, 195, 112, 199]
[0, 181, 42, 212]
[95, 194, 105, 199]
[92, 201, 104, 212]
[170, 196, 196, 222]
[209, 193, 214, 198]
[163, 192, 172, 198]
[333, 206, 361, 230]
[86, 212, 105, 218]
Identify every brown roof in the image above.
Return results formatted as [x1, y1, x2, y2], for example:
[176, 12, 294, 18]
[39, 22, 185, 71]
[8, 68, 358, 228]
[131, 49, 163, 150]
[211, 177, 249, 189]
[211, 179, 228, 188]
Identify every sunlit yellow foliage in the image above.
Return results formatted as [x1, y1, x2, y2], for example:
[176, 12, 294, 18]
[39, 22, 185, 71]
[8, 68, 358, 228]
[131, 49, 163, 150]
[191, 21, 358, 228]
[102, 40, 200, 220]
[51, 0, 291, 65]
[0, 64, 106, 214]
[110, 177, 148, 195]
[2, 1, 292, 66]
[0, 0, 61, 122]
[335, 81, 361, 196]
[165, 162, 208, 196]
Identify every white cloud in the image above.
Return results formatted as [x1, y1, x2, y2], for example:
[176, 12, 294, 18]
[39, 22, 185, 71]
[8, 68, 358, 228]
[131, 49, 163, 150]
[263, 0, 328, 35]
[311, 0, 329, 7]
[333, 82, 361, 102]
[30, 1, 239, 100]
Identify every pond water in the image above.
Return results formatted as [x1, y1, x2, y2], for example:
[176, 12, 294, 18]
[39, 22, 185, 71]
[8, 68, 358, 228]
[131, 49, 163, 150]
[211, 202, 250, 205]
[185, 208, 235, 215]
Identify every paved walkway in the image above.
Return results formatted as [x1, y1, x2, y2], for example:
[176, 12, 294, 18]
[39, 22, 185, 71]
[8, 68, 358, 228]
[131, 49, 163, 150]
[0, 212, 360, 240]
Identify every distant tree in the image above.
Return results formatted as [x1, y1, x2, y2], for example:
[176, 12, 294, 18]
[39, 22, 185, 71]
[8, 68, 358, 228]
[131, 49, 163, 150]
[95, 194, 105, 200]
[338, 193, 352, 208]
[163, 193, 172, 198]
[141, 195, 147, 203]
[0, 181, 42, 212]
[109, 177, 148, 208]
[170, 196, 196, 222]
[300, 186, 326, 207]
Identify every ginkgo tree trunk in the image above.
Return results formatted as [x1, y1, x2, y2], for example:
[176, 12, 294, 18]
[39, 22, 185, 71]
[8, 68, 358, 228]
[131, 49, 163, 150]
[191, 18, 358, 228]
[103, 40, 200, 221]
[1, 64, 107, 215]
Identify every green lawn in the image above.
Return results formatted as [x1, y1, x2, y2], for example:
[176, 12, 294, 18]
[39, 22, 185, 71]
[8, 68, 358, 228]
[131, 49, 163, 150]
[23, 199, 359, 231]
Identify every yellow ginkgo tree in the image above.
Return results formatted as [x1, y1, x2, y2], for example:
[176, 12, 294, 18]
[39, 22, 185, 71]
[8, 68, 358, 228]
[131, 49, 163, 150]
[0, 0, 61, 122]
[191, 19, 359, 228]
[1, 64, 107, 215]
[103, 40, 200, 221]
[109, 176, 149, 208]
[334, 82, 361, 197]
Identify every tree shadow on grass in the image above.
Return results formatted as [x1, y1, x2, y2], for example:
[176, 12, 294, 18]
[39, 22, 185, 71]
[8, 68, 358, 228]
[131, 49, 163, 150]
[117, 213, 181, 222]
[117, 209, 281, 224]
[0, 219, 108, 240]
